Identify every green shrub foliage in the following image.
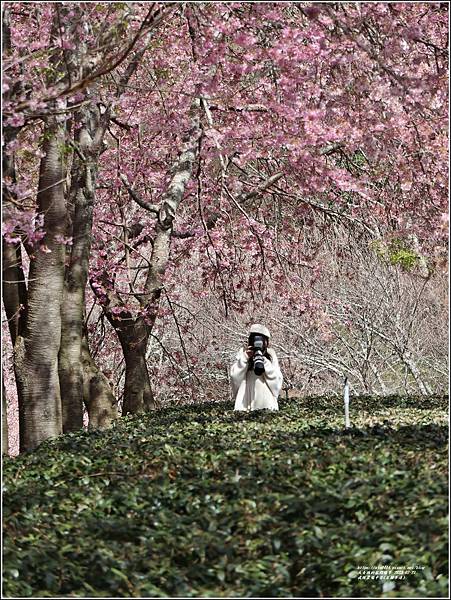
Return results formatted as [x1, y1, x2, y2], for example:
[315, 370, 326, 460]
[3, 396, 448, 598]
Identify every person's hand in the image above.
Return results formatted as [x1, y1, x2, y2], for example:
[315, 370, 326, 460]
[245, 345, 254, 359]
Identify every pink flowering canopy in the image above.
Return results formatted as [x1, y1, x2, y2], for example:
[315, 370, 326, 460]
[89, 3, 448, 313]
[3, 1, 449, 320]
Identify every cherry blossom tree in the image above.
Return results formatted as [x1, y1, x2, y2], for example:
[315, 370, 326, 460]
[2, 2, 448, 453]
[3, 2, 177, 450]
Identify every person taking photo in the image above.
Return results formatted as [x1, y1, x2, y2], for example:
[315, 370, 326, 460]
[230, 324, 283, 411]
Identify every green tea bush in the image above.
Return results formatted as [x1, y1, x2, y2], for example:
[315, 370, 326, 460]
[2, 395, 448, 598]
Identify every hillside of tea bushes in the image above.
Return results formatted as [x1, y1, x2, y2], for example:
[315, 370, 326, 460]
[2, 395, 448, 598]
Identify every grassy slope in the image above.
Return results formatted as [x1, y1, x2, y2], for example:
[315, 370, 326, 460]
[2, 395, 448, 598]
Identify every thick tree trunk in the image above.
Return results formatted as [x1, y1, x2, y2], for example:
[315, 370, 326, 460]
[59, 294, 84, 431]
[123, 347, 155, 415]
[16, 118, 66, 452]
[115, 320, 156, 414]
[81, 332, 118, 428]
[59, 105, 99, 432]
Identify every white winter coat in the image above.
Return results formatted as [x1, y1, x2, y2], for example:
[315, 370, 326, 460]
[231, 347, 283, 411]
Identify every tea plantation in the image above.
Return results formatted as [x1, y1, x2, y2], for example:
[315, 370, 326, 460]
[2, 395, 448, 598]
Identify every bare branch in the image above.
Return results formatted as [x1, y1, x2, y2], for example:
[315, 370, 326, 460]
[241, 172, 284, 202]
[119, 174, 159, 214]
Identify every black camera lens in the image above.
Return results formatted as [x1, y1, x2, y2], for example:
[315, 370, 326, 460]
[253, 358, 265, 376]
[252, 335, 266, 375]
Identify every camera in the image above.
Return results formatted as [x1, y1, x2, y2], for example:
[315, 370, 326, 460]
[252, 334, 266, 376]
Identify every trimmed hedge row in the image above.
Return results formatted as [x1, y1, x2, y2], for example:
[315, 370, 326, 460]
[2, 395, 448, 598]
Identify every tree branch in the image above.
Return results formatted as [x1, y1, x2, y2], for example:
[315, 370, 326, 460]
[119, 174, 159, 214]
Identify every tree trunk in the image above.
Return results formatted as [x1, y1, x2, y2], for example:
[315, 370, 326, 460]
[2, 137, 28, 449]
[59, 293, 84, 432]
[59, 105, 100, 432]
[115, 320, 156, 414]
[81, 332, 118, 428]
[369, 363, 389, 395]
[403, 351, 432, 396]
[2, 5, 28, 444]
[92, 98, 202, 415]
[16, 118, 66, 452]
[2, 380, 9, 455]
[2, 239, 28, 344]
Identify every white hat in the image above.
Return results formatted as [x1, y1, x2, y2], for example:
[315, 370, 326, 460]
[248, 323, 271, 339]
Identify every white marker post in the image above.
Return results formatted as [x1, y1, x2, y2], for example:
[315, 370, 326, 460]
[344, 377, 350, 429]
